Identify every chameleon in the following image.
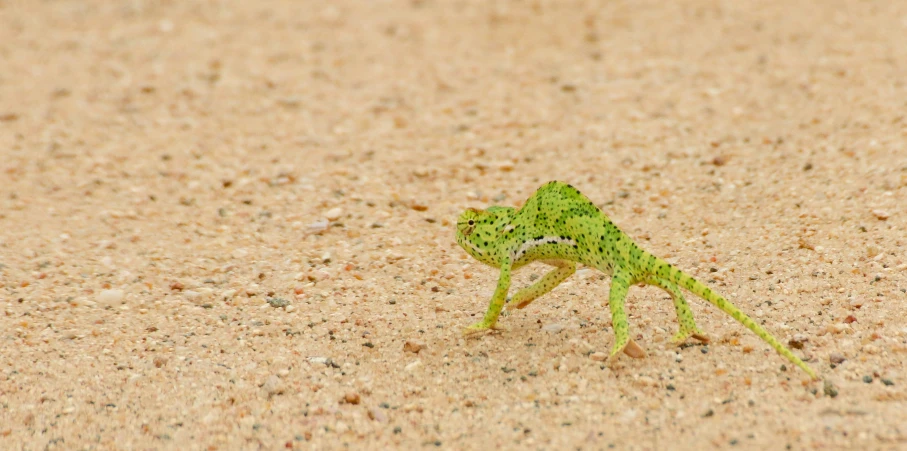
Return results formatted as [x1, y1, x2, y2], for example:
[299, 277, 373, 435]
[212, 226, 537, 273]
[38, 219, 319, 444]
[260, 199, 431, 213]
[455, 180, 818, 380]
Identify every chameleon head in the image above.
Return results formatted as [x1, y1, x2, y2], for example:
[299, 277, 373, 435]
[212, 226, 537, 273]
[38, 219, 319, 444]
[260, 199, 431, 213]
[455, 206, 515, 267]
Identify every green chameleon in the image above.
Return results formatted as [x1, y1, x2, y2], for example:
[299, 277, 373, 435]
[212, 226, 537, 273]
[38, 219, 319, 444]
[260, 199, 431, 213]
[456, 181, 818, 380]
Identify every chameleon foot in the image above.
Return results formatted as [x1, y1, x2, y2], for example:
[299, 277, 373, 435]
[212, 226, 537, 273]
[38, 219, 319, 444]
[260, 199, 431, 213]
[505, 298, 531, 310]
[607, 339, 647, 365]
[670, 329, 710, 346]
[462, 321, 508, 337]
[623, 339, 647, 359]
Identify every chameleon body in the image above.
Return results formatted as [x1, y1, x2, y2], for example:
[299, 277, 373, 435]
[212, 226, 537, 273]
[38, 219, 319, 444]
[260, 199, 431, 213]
[456, 181, 817, 380]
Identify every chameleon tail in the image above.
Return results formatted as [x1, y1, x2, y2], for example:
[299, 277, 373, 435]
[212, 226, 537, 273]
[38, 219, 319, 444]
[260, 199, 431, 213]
[656, 259, 818, 380]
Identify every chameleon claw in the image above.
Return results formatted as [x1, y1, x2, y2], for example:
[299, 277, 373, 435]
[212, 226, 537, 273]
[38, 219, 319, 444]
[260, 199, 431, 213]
[462, 322, 507, 337]
[607, 339, 647, 366]
[670, 329, 710, 346]
[622, 339, 647, 359]
[505, 298, 531, 310]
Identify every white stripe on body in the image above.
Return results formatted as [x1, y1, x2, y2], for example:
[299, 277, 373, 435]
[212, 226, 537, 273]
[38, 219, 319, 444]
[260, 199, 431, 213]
[512, 236, 576, 261]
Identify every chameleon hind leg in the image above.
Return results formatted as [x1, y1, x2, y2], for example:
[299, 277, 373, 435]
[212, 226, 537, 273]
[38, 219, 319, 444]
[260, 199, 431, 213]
[606, 271, 647, 362]
[643, 275, 710, 345]
[505, 260, 575, 310]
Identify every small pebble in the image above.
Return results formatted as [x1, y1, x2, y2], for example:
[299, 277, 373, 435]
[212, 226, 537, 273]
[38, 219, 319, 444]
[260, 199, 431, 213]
[403, 341, 425, 354]
[831, 323, 850, 334]
[542, 323, 565, 333]
[342, 392, 361, 405]
[267, 298, 289, 308]
[97, 289, 124, 306]
[325, 207, 343, 221]
[589, 352, 608, 361]
[823, 380, 839, 398]
[368, 407, 388, 423]
[308, 357, 332, 366]
[871, 209, 890, 220]
[262, 375, 284, 395]
[828, 352, 847, 365]
[863, 375, 873, 384]
[788, 334, 809, 349]
[307, 220, 329, 233]
[881, 379, 894, 386]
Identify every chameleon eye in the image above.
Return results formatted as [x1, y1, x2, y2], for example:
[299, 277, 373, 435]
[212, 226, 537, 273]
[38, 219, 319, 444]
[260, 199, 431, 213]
[468, 220, 475, 226]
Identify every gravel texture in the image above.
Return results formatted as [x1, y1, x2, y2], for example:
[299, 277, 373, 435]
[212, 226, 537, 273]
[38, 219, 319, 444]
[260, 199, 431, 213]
[1, 1, 906, 449]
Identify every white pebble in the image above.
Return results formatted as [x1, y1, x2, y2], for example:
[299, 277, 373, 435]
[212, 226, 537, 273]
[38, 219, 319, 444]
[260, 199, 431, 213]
[307, 219, 329, 232]
[261, 375, 284, 395]
[183, 290, 201, 302]
[542, 323, 566, 333]
[71, 297, 96, 308]
[872, 209, 890, 220]
[97, 289, 124, 306]
[325, 207, 343, 221]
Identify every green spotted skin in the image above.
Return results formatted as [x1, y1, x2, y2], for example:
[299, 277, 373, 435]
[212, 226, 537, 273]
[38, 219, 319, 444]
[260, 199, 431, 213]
[456, 181, 818, 380]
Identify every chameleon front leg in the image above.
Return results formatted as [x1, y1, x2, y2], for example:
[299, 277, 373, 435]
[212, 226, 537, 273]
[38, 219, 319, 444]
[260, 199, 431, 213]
[463, 257, 512, 336]
[505, 260, 576, 310]
[643, 275, 709, 345]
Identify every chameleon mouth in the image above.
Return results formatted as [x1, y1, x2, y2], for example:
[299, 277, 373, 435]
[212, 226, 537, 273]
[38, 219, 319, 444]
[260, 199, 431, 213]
[461, 238, 485, 256]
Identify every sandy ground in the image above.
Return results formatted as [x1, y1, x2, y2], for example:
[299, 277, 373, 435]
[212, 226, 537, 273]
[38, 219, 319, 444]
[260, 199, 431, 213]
[2, 0, 907, 449]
